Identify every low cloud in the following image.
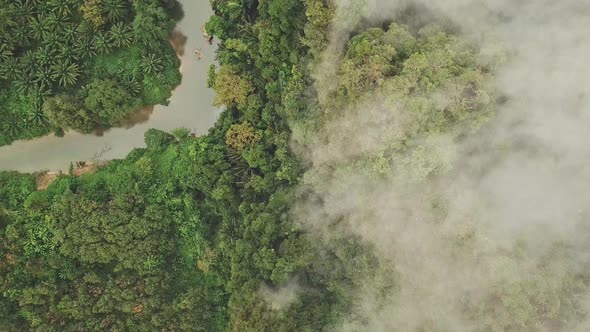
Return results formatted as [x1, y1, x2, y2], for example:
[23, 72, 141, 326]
[295, 0, 590, 330]
[259, 278, 301, 311]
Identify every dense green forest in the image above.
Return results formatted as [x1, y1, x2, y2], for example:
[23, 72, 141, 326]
[0, 0, 181, 145]
[1, 0, 588, 331]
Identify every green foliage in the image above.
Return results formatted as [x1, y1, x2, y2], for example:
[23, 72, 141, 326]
[0, 1, 516, 331]
[171, 127, 192, 141]
[225, 122, 260, 151]
[144, 128, 175, 151]
[0, 0, 181, 145]
[213, 65, 254, 110]
[81, 0, 106, 28]
[83, 78, 136, 126]
[0, 0, 354, 329]
[43, 94, 95, 133]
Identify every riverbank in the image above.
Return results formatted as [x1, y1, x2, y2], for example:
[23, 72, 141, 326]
[35, 161, 103, 190]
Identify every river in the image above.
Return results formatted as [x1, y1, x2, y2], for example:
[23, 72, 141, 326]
[0, 1, 219, 173]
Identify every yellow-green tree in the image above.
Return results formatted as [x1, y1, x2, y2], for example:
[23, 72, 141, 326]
[213, 65, 254, 110]
[80, 0, 106, 28]
[225, 122, 261, 151]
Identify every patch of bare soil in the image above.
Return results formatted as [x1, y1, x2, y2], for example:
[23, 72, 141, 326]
[36, 172, 61, 191]
[36, 162, 101, 191]
[73, 161, 99, 177]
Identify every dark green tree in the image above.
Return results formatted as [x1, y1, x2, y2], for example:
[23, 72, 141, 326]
[51, 61, 81, 87]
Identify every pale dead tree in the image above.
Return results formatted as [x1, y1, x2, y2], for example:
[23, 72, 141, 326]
[89, 144, 112, 165]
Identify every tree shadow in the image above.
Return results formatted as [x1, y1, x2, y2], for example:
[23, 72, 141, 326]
[170, 30, 188, 57]
[120, 105, 156, 129]
[93, 106, 155, 136]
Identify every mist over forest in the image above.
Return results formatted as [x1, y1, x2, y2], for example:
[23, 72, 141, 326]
[295, 0, 590, 330]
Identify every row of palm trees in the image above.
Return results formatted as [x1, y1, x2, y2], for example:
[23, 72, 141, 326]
[0, 0, 175, 141]
[8, 0, 128, 22]
[1, 22, 133, 61]
[0, 1, 164, 95]
[0, 0, 135, 89]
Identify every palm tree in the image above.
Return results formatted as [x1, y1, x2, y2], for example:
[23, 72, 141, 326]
[43, 13, 61, 32]
[35, 66, 55, 90]
[14, 70, 35, 94]
[20, 116, 32, 132]
[36, 45, 57, 67]
[0, 42, 12, 62]
[33, 1, 51, 14]
[75, 37, 97, 59]
[29, 16, 49, 41]
[0, 4, 16, 32]
[103, 0, 126, 21]
[49, 0, 72, 17]
[121, 75, 141, 96]
[109, 22, 133, 48]
[13, 25, 32, 48]
[31, 82, 53, 100]
[0, 57, 19, 81]
[0, 64, 8, 81]
[42, 32, 61, 53]
[57, 43, 78, 62]
[51, 61, 80, 87]
[5, 120, 21, 139]
[62, 23, 77, 44]
[93, 32, 113, 55]
[14, 1, 34, 20]
[29, 105, 49, 126]
[77, 21, 96, 38]
[20, 50, 38, 72]
[141, 53, 163, 75]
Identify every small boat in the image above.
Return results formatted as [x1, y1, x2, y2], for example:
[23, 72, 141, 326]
[194, 48, 203, 60]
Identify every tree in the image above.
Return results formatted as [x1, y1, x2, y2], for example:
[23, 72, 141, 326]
[213, 65, 254, 109]
[80, 0, 106, 28]
[83, 79, 134, 126]
[103, 0, 126, 21]
[109, 22, 132, 48]
[93, 32, 112, 54]
[144, 128, 175, 151]
[131, 1, 173, 47]
[0, 41, 13, 62]
[29, 16, 50, 41]
[50, 0, 73, 17]
[225, 122, 261, 151]
[43, 95, 96, 133]
[141, 53, 163, 75]
[35, 66, 55, 90]
[13, 25, 32, 47]
[51, 62, 81, 87]
[0, 0, 182, 145]
[74, 37, 97, 59]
